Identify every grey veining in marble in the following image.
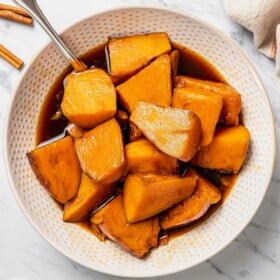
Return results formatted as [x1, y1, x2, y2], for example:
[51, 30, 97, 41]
[0, 0, 279, 279]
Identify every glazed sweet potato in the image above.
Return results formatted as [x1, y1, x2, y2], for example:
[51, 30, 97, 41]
[108, 32, 171, 83]
[61, 68, 116, 129]
[130, 102, 202, 162]
[161, 169, 221, 230]
[75, 118, 126, 184]
[125, 138, 178, 175]
[175, 76, 241, 126]
[63, 173, 115, 222]
[27, 136, 81, 204]
[192, 125, 250, 173]
[172, 87, 223, 146]
[116, 54, 172, 113]
[123, 172, 198, 223]
[170, 50, 180, 81]
[91, 194, 160, 258]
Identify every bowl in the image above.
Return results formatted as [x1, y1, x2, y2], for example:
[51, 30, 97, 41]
[4, 7, 276, 278]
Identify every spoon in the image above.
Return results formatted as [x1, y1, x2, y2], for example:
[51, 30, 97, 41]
[13, 0, 87, 72]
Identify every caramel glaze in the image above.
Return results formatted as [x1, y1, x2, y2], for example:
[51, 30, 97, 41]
[172, 42, 227, 83]
[35, 40, 236, 242]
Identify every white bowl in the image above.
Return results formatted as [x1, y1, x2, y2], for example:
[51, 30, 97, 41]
[4, 7, 276, 278]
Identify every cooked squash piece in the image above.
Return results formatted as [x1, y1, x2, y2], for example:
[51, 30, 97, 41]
[75, 118, 126, 184]
[129, 121, 142, 142]
[91, 194, 160, 258]
[63, 173, 115, 222]
[109, 32, 171, 83]
[123, 172, 198, 223]
[175, 76, 241, 126]
[160, 169, 221, 230]
[130, 102, 202, 162]
[27, 136, 81, 204]
[192, 125, 250, 173]
[170, 50, 180, 81]
[61, 68, 116, 129]
[116, 54, 172, 113]
[172, 87, 223, 146]
[125, 138, 178, 175]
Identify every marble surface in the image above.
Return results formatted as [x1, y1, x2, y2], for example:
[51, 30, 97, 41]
[0, 0, 279, 279]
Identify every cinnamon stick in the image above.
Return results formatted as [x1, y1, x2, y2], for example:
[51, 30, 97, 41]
[0, 3, 32, 25]
[0, 3, 30, 17]
[0, 44, 23, 69]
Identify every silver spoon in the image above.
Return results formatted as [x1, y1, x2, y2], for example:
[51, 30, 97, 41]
[13, 0, 87, 72]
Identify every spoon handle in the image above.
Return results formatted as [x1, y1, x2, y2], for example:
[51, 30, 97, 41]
[13, 0, 87, 72]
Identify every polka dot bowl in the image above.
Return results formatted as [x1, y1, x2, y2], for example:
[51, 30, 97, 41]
[4, 7, 276, 278]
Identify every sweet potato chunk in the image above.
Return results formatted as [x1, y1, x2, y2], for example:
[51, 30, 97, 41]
[125, 138, 178, 175]
[192, 125, 250, 173]
[170, 50, 180, 81]
[75, 118, 126, 184]
[27, 136, 81, 204]
[61, 68, 116, 128]
[116, 54, 172, 113]
[161, 169, 221, 230]
[130, 102, 202, 162]
[108, 32, 171, 83]
[123, 172, 198, 223]
[91, 194, 160, 258]
[172, 87, 223, 146]
[175, 76, 241, 126]
[63, 173, 115, 222]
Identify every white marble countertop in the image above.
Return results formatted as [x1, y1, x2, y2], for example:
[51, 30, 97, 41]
[0, 0, 279, 279]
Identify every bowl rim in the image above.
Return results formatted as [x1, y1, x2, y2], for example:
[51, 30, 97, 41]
[3, 5, 276, 278]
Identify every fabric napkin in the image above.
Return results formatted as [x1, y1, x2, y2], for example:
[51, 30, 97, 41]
[224, 0, 280, 86]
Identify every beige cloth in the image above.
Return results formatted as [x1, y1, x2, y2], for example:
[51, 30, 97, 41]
[224, 0, 280, 84]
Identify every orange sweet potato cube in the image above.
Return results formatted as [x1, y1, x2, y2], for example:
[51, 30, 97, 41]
[108, 32, 171, 83]
[175, 76, 241, 126]
[61, 68, 116, 129]
[192, 125, 250, 173]
[27, 136, 81, 204]
[63, 173, 115, 222]
[125, 138, 178, 175]
[123, 172, 197, 223]
[116, 54, 172, 113]
[130, 102, 202, 162]
[91, 194, 160, 258]
[172, 87, 223, 146]
[75, 118, 126, 184]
